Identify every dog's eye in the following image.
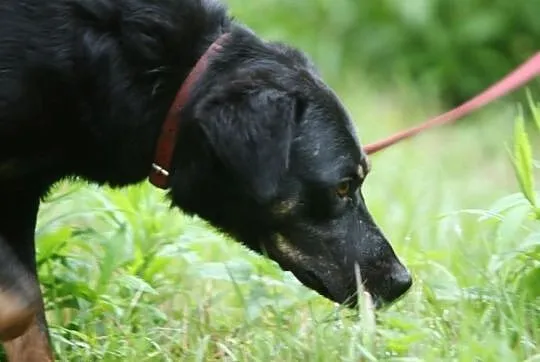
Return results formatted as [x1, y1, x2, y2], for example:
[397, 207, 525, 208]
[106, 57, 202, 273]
[336, 180, 352, 198]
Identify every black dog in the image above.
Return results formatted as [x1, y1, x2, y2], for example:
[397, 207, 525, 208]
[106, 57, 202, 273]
[0, 0, 412, 360]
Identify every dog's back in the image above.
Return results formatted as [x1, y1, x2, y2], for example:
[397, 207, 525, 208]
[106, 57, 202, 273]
[0, 1, 76, 161]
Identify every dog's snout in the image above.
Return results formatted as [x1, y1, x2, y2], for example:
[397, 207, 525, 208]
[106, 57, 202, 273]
[386, 263, 412, 302]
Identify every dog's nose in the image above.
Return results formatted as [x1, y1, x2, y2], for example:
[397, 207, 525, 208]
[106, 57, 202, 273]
[386, 263, 412, 302]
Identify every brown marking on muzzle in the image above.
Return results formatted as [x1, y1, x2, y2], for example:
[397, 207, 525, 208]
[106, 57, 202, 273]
[271, 198, 297, 216]
[275, 234, 307, 263]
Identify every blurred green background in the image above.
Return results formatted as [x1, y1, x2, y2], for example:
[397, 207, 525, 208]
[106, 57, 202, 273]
[229, 0, 540, 105]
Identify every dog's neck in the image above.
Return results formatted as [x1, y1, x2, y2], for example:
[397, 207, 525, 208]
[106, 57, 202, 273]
[148, 34, 229, 189]
[57, 0, 234, 188]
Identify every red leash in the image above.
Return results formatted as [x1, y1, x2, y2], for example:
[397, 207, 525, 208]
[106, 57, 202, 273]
[364, 52, 540, 155]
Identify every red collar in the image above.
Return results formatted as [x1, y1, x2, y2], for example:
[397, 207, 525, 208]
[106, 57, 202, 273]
[149, 34, 229, 189]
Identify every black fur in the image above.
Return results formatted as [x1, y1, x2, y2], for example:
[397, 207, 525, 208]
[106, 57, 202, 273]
[0, 0, 412, 347]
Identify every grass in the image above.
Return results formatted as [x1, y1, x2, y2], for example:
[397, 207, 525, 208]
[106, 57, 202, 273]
[30, 80, 539, 361]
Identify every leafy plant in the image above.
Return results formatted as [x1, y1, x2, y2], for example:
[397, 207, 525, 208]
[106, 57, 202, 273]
[490, 95, 540, 303]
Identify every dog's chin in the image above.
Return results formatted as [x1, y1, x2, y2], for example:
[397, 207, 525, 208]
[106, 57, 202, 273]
[265, 246, 381, 309]
[290, 269, 337, 301]
[287, 268, 388, 311]
[288, 269, 365, 308]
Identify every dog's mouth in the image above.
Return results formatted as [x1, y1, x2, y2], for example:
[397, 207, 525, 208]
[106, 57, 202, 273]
[274, 255, 408, 310]
[293, 269, 385, 311]
[266, 237, 391, 309]
[294, 269, 334, 300]
[268, 242, 372, 307]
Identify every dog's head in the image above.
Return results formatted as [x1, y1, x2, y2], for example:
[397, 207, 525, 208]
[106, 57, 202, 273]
[171, 30, 412, 308]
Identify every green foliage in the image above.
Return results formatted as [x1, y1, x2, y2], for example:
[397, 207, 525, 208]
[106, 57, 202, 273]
[511, 112, 537, 212]
[226, 0, 540, 105]
[491, 96, 540, 305]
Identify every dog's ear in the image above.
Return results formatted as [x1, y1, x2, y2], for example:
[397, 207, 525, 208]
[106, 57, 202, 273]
[197, 88, 303, 202]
